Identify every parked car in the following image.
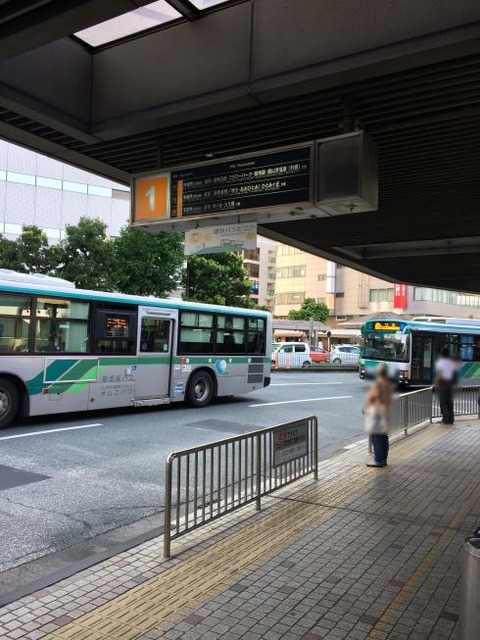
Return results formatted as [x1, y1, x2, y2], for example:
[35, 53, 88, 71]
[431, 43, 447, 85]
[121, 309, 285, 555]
[272, 342, 317, 368]
[309, 346, 329, 363]
[330, 345, 361, 364]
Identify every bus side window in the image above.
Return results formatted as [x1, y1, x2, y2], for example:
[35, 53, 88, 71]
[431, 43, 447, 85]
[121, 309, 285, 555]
[140, 318, 170, 353]
[94, 309, 137, 355]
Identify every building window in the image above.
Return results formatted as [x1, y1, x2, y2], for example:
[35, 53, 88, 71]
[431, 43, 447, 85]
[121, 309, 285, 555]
[276, 265, 306, 278]
[317, 274, 326, 281]
[7, 172, 35, 185]
[369, 288, 394, 303]
[37, 176, 62, 190]
[243, 248, 260, 261]
[276, 292, 306, 305]
[245, 263, 260, 278]
[413, 287, 480, 308]
[335, 292, 345, 298]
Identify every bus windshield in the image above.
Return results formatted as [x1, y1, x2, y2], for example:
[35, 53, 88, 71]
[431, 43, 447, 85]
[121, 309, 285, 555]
[362, 331, 410, 362]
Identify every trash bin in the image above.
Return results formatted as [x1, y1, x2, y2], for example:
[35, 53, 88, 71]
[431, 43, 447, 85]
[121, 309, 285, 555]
[460, 537, 480, 640]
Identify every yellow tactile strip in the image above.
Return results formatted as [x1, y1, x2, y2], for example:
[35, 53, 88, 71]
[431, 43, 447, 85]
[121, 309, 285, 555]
[44, 424, 451, 640]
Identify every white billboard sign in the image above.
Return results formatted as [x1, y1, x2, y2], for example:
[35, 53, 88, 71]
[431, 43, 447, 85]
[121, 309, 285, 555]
[184, 222, 257, 256]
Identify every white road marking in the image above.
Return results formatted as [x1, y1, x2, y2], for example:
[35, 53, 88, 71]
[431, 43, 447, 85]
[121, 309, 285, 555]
[249, 395, 352, 408]
[0, 423, 103, 441]
[271, 382, 344, 386]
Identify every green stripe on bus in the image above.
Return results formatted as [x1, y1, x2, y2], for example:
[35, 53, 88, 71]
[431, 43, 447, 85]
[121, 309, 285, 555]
[44, 359, 80, 382]
[54, 359, 98, 383]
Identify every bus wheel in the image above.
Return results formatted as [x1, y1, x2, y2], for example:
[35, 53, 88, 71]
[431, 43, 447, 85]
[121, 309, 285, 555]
[302, 361, 311, 368]
[0, 379, 20, 429]
[187, 370, 215, 408]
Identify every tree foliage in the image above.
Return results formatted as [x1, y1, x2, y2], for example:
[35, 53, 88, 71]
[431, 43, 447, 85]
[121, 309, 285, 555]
[112, 227, 184, 297]
[0, 220, 256, 305]
[56, 217, 114, 290]
[184, 252, 254, 308]
[288, 297, 330, 322]
[0, 225, 55, 274]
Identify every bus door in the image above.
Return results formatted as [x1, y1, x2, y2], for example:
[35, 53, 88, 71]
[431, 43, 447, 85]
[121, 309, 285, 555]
[411, 334, 434, 385]
[136, 308, 175, 401]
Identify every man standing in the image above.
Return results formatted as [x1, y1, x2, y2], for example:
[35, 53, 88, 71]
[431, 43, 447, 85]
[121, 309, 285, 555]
[435, 347, 457, 425]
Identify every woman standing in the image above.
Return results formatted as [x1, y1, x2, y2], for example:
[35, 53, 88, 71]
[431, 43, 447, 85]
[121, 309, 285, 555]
[364, 364, 393, 467]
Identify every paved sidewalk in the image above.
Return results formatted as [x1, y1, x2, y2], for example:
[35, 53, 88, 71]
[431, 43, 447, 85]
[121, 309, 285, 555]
[1, 419, 479, 639]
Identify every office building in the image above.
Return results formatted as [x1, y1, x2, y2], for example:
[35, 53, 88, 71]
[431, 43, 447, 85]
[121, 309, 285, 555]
[274, 243, 480, 321]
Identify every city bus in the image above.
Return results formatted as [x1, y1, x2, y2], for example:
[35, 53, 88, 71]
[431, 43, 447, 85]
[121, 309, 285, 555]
[359, 317, 480, 387]
[0, 269, 272, 429]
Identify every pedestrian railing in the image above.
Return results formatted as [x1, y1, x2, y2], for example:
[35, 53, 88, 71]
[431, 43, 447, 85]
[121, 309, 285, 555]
[368, 385, 479, 456]
[164, 416, 318, 557]
[390, 387, 434, 435]
[432, 385, 480, 419]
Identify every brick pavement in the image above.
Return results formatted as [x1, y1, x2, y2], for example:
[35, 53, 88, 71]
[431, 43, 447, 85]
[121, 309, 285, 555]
[0, 419, 478, 639]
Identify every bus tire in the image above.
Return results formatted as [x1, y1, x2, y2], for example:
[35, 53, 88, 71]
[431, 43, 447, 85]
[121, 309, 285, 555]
[186, 370, 215, 408]
[302, 360, 311, 368]
[0, 378, 20, 429]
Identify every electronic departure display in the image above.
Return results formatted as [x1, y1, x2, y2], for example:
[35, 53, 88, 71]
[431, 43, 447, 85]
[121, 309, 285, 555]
[169, 147, 311, 218]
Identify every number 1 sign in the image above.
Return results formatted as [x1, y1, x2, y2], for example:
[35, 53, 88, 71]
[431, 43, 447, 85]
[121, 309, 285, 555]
[133, 174, 170, 221]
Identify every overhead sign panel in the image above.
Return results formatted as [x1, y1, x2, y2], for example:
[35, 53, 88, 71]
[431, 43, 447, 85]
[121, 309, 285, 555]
[130, 133, 378, 232]
[170, 147, 311, 219]
[131, 144, 314, 231]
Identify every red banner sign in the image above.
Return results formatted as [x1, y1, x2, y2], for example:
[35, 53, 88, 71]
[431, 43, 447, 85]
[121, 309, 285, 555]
[393, 284, 407, 309]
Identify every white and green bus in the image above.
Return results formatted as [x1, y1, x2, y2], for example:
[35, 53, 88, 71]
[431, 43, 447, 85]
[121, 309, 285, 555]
[359, 317, 480, 387]
[0, 270, 272, 429]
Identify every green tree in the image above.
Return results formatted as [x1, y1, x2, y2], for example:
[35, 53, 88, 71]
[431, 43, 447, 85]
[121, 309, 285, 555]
[56, 217, 114, 290]
[0, 234, 20, 271]
[0, 225, 57, 274]
[112, 227, 184, 297]
[184, 252, 254, 307]
[16, 225, 56, 274]
[288, 297, 329, 322]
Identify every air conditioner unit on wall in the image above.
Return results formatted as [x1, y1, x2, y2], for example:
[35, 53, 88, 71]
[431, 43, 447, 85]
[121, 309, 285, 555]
[315, 131, 378, 216]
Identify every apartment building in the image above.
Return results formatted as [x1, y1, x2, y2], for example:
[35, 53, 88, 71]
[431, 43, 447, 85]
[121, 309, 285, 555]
[274, 243, 480, 321]
[243, 236, 276, 312]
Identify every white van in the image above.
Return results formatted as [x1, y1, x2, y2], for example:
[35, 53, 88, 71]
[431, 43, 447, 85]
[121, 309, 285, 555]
[272, 342, 313, 368]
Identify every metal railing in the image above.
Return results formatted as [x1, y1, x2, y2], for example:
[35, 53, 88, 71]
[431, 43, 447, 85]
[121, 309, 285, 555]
[164, 416, 318, 557]
[432, 385, 480, 419]
[368, 385, 480, 455]
[390, 387, 434, 435]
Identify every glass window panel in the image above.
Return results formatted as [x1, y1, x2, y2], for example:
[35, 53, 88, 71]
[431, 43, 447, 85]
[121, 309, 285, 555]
[37, 176, 62, 189]
[43, 227, 61, 240]
[216, 330, 246, 354]
[88, 185, 112, 197]
[75, 1, 181, 47]
[0, 317, 29, 353]
[7, 172, 35, 185]
[4, 222, 22, 234]
[34, 298, 89, 353]
[180, 311, 213, 328]
[36, 298, 89, 320]
[0, 295, 31, 316]
[34, 318, 88, 353]
[140, 318, 170, 352]
[178, 327, 214, 354]
[63, 181, 88, 194]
